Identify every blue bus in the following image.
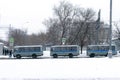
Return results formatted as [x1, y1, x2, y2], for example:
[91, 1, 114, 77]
[50, 45, 79, 58]
[87, 45, 117, 57]
[13, 45, 43, 59]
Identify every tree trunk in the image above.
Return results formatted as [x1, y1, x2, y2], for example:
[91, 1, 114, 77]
[80, 44, 84, 54]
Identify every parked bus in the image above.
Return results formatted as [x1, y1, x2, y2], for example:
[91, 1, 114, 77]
[50, 45, 79, 58]
[87, 44, 117, 57]
[13, 45, 43, 59]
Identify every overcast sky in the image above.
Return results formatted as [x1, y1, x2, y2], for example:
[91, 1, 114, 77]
[0, 0, 120, 40]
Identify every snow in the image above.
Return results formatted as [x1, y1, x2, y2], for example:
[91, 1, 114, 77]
[0, 51, 120, 80]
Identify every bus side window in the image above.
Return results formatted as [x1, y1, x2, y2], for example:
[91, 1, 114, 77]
[87, 47, 90, 50]
[112, 46, 115, 50]
[56, 47, 60, 51]
[34, 47, 40, 52]
[71, 47, 77, 51]
[70, 47, 74, 51]
[19, 48, 25, 52]
[14, 48, 18, 52]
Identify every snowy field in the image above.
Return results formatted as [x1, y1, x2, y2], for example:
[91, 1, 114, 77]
[0, 51, 120, 80]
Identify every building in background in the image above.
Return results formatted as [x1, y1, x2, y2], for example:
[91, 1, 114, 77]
[87, 22, 110, 45]
[112, 38, 120, 51]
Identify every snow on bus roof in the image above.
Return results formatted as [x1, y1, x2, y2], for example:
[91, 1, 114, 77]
[87, 44, 116, 46]
[14, 45, 42, 48]
[0, 42, 4, 45]
[51, 45, 79, 47]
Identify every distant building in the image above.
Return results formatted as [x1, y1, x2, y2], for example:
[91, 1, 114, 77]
[100, 24, 110, 44]
[87, 22, 110, 45]
[112, 38, 120, 50]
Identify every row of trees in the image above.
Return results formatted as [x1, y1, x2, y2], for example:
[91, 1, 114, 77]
[114, 21, 120, 39]
[8, 27, 47, 46]
[44, 1, 97, 53]
[7, 1, 120, 53]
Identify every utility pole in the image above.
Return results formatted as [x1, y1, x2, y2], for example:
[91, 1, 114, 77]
[108, 0, 112, 58]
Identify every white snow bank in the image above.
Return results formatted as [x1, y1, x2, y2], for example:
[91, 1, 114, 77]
[0, 51, 120, 80]
[0, 57, 120, 80]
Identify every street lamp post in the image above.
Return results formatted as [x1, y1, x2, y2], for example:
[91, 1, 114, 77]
[108, 0, 112, 58]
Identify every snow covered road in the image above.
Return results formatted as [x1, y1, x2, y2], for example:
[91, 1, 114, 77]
[0, 51, 120, 80]
[0, 57, 120, 80]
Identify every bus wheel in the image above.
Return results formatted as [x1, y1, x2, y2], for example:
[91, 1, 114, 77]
[16, 54, 21, 59]
[105, 53, 108, 57]
[69, 54, 73, 58]
[90, 53, 95, 58]
[53, 54, 58, 58]
[32, 54, 37, 58]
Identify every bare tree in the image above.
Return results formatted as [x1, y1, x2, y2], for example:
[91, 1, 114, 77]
[68, 8, 96, 53]
[53, 1, 74, 44]
[8, 27, 27, 46]
[26, 32, 47, 45]
[113, 21, 120, 39]
[43, 1, 99, 54]
[43, 18, 61, 45]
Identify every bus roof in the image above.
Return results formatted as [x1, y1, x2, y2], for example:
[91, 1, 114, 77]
[14, 45, 42, 48]
[87, 44, 116, 47]
[0, 42, 4, 45]
[51, 45, 79, 47]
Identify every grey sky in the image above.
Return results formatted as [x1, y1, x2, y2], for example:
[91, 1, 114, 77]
[0, 0, 120, 40]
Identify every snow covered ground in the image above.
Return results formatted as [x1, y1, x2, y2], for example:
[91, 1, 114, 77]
[0, 51, 120, 80]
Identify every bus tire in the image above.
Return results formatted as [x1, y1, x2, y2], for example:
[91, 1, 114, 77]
[69, 54, 73, 58]
[53, 54, 58, 58]
[16, 54, 21, 59]
[32, 54, 37, 58]
[105, 53, 108, 57]
[90, 53, 95, 58]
